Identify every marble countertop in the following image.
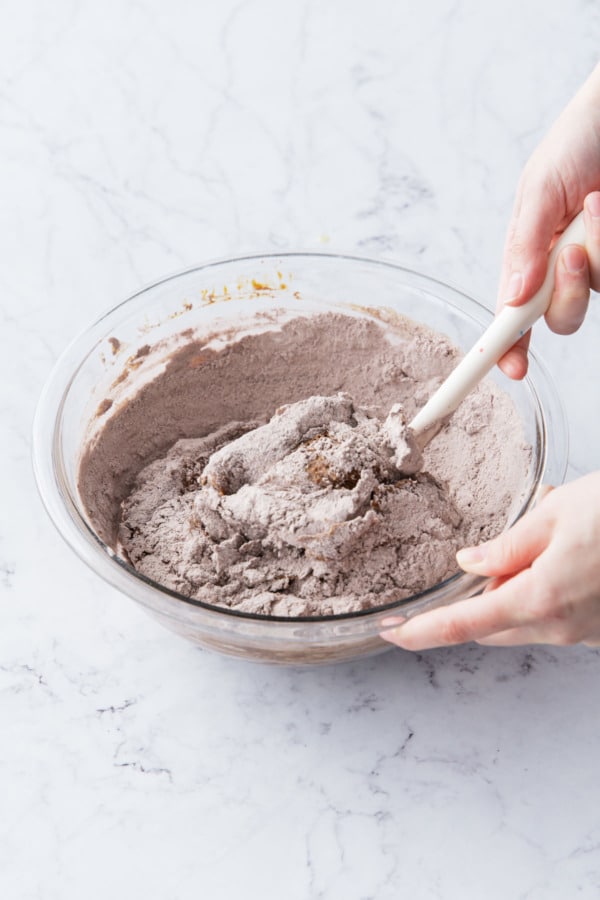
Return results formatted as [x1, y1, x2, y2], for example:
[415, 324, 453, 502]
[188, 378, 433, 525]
[3, 1, 600, 897]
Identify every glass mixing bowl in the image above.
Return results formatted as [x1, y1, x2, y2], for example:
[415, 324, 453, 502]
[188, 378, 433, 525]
[33, 253, 568, 665]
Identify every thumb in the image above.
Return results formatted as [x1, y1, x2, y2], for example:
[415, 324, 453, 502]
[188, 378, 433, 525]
[499, 174, 566, 308]
[456, 504, 554, 577]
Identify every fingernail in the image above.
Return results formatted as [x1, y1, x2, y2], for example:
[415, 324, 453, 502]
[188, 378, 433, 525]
[586, 193, 600, 237]
[381, 616, 405, 629]
[586, 192, 600, 218]
[456, 545, 487, 570]
[504, 271, 523, 304]
[380, 616, 406, 640]
[562, 244, 586, 274]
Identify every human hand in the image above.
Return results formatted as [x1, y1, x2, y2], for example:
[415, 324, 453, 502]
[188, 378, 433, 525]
[498, 64, 600, 380]
[380, 473, 600, 650]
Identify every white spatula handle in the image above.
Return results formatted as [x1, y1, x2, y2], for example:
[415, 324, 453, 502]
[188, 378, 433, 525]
[409, 211, 587, 439]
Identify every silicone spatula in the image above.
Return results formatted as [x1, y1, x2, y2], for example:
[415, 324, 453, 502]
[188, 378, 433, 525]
[408, 211, 587, 445]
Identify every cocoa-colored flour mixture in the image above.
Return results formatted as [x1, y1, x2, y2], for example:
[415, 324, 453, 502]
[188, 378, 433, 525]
[79, 312, 531, 616]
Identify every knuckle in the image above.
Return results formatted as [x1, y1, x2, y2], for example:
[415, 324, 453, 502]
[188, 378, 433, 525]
[506, 234, 529, 261]
[553, 594, 577, 624]
[520, 163, 557, 200]
[499, 531, 519, 567]
[488, 530, 520, 573]
[531, 165, 566, 207]
[529, 581, 561, 621]
[528, 583, 581, 644]
[440, 616, 471, 646]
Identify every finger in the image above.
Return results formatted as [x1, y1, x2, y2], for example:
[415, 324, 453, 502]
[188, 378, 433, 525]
[497, 240, 589, 376]
[456, 504, 554, 578]
[583, 191, 600, 292]
[498, 171, 566, 310]
[496, 170, 568, 381]
[380, 569, 538, 651]
[497, 330, 531, 380]
[544, 244, 590, 335]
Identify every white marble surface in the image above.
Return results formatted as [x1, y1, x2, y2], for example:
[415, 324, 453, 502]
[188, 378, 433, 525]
[2, 1, 600, 897]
